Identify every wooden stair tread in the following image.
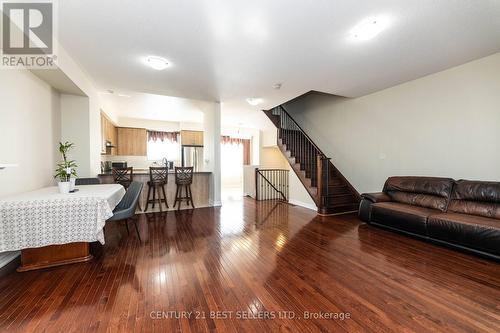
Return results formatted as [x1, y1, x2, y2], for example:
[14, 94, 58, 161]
[267, 107, 360, 215]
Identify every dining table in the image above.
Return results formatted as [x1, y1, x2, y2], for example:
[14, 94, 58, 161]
[0, 184, 125, 272]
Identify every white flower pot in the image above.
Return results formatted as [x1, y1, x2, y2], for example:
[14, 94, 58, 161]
[70, 178, 76, 191]
[58, 181, 70, 194]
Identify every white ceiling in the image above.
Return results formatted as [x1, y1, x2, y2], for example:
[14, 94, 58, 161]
[59, 0, 500, 119]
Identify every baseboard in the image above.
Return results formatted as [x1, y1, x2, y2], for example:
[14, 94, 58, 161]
[288, 199, 317, 211]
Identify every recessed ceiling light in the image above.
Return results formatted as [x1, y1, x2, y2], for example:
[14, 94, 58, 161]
[145, 56, 170, 70]
[349, 16, 390, 41]
[273, 83, 282, 90]
[117, 93, 131, 98]
[246, 97, 263, 106]
[101, 89, 114, 95]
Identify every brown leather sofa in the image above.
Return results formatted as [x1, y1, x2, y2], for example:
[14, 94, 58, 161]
[359, 176, 500, 260]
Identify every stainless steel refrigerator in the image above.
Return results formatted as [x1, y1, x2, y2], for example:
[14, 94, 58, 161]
[182, 146, 204, 172]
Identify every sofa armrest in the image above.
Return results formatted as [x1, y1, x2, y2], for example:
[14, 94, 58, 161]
[361, 192, 391, 203]
[358, 193, 391, 222]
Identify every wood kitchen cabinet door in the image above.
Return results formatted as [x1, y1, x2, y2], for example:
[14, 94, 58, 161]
[101, 112, 117, 155]
[181, 130, 204, 146]
[117, 127, 147, 156]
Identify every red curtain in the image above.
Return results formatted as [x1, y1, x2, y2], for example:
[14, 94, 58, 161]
[221, 136, 251, 165]
[147, 131, 179, 143]
[242, 140, 250, 165]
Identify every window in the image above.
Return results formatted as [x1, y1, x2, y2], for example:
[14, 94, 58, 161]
[147, 139, 180, 161]
[147, 131, 180, 161]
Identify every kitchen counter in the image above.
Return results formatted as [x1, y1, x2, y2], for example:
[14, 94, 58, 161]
[99, 169, 211, 176]
[98, 171, 212, 212]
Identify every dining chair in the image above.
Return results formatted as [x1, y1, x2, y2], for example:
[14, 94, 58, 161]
[173, 167, 194, 210]
[145, 167, 169, 212]
[106, 181, 143, 241]
[75, 178, 101, 185]
[112, 167, 142, 211]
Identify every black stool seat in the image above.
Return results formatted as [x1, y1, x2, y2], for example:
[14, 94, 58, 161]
[145, 167, 169, 212]
[174, 167, 194, 210]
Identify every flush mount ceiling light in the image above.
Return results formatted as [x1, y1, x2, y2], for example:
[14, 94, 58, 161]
[349, 16, 390, 41]
[246, 97, 263, 106]
[145, 56, 170, 70]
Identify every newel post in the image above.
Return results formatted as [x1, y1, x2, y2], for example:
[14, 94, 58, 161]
[316, 155, 324, 208]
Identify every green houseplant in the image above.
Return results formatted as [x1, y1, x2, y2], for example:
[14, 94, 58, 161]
[54, 141, 78, 193]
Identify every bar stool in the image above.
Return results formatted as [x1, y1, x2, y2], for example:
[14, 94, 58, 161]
[174, 167, 194, 210]
[145, 167, 169, 212]
[112, 167, 133, 189]
[112, 167, 142, 211]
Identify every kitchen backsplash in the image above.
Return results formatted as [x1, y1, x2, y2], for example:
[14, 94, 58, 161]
[101, 155, 181, 169]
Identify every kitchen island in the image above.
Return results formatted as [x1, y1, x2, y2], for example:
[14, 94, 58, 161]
[99, 170, 211, 212]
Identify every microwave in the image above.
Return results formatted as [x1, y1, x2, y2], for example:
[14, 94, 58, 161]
[111, 162, 128, 169]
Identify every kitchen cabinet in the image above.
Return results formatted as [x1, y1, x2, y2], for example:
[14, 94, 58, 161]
[101, 112, 117, 155]
[181, 130, 204, 146]
[117, 127, 147, 156]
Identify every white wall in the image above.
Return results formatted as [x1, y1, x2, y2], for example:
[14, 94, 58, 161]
[56, 45, 104, 176]
[61, 95, 91, 177]
[0, 70, 61, 266]
[0, 70, 61, 197]
[285, 52, 500, 194]
[203, 102, 222, 206]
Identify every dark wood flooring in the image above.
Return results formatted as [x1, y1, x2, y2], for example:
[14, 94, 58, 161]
[0, 198, 499, 332]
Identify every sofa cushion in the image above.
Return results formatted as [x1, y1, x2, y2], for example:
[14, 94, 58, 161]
[448, 180, 500, 219]
[428, 213, 500, 255]
[371, 202, 440, 235]
[383, 176, 454, 211]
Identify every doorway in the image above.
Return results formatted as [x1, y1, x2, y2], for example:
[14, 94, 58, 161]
[220, 136, 250, 202]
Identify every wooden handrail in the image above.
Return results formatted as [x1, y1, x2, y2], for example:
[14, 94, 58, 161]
[273, 105, 325, 157]
[255, 168, 288, 201]
[263, 104, 361, 214]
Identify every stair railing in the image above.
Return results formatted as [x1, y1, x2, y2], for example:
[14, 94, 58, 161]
[255, 168, 289, 201]
[316, 155, 331, 209]
[270, 105, 330, 205]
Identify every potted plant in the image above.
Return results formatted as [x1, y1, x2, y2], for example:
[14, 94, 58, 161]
[54, 142, 78, 194]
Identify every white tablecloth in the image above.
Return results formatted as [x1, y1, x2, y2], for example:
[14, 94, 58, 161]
[0, 184, 126, 251]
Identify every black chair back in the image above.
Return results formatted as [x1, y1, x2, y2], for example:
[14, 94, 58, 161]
[149, 167, 168, 185]
[175, 167, 193, 185]
[75, 178, 101, 185]
[109, 181, 143, 221]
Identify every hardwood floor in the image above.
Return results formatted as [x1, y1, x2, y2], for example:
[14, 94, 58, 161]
[0, 198, 499, 332]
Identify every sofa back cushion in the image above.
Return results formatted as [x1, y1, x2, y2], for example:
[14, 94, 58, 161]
[448, 180, 500, 219]
[383, 176, 454, 212]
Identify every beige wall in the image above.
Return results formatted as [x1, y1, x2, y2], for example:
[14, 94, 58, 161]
[285, 52, 500, 194]
[260, 146, 317, 210]
[61, 95, 91, 177]
[260, 147, 288, 169]
[0, 70, 61, 198]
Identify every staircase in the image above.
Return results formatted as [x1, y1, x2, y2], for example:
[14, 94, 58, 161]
[263, 105, 360, 215]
